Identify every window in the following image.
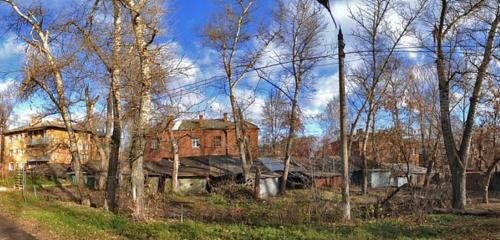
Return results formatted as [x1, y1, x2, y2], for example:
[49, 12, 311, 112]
[213, 136, 222, 147]
[8, 162, 14, 171]
[192, 138, 201, 148]
[151, 139, 159, 150]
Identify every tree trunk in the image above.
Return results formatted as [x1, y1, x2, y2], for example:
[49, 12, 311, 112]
[105, 0, 123, 214]
[229, 91, 251, 183]
[254, 166, 261, 200]
[482, 157, 499, 204]
[98, 94, 113, 190]
[338, 29, 351, 220]
[127, 1, 153, 219]
[360, 102, 374, 194]
[280, 87, 299, 194]
[44, 39, 90, 206]
[169, 129, 179, 192]
[435, 0, 500, 210]
[424, 159, 434, 188]
[86, 89, 111, 191]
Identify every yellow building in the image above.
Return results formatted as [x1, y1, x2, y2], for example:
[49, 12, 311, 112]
[2, 121, 96, 170]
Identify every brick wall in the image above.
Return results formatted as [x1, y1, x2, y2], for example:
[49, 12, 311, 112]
[145, 127, 259, 161]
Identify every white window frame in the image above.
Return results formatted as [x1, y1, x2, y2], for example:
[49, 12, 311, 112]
[192, 138, 201, 148]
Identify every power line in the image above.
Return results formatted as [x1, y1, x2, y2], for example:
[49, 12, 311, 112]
[162, 45, 496, 97]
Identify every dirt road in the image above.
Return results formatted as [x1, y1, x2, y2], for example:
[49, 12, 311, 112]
[0, 215, 35, 240]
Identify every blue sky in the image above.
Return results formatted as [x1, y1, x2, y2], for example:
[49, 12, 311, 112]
[0, 0, 422, 135]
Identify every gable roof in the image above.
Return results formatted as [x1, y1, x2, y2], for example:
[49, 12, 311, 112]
[172, 119, 258, 131]
[5, 120, 88, 135]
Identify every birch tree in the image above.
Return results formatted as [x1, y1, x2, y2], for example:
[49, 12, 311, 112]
[203, 0, 276, 183]
[75, 0, 124, 212]
[1, 0, 91, 205]
[120, 0, 161, 219]
[273, 0, 326, 194]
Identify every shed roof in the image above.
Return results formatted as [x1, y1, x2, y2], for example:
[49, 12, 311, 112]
[145, 155, 279, 178]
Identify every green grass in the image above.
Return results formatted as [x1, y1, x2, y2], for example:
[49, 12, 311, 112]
[0, 192, 498, 240]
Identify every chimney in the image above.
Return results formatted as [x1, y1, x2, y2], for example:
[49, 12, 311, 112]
[198, 114, 204, 128]
[223, 113, 228, 122]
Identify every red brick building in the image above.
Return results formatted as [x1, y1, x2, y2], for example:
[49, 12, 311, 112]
[144, 114, 259, 161]
[331, 129, 421, 167]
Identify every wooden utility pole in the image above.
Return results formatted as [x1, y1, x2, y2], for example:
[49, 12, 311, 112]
[338, 28, 351, 220]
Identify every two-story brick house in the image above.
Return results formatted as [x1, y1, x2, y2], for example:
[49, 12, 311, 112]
[2, 120, 97, 170]
[144, 114, 259, 161]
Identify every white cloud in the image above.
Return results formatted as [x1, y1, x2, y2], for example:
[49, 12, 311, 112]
[0, 34, 24, 60]
[305, 72, 339, 116]
[0, 79, 15, 91]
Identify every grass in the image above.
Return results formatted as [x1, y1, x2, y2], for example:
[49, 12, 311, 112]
[0, 192, 499, 239]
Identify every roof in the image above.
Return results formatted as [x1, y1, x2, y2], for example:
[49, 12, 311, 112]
[172, 119, 258, 131]
[145, 155, 279, 179]
[5, 120, 88, 135]
[259, 157, 304, 172]
[259, 157, 342, 177]
[381, 163, 428, 176]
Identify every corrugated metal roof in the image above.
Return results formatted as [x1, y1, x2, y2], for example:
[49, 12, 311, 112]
[145, 156, 279, 178]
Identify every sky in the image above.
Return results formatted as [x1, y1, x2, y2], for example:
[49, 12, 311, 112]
[0, 0, 425, 136]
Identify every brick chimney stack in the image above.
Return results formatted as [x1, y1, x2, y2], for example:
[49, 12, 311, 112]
[223, 113, 228, 122]
[198, 114, 204, 128]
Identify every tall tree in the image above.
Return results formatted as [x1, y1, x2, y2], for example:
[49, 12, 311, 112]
[432, 0, 500, 209]
[75, 0, 124, 212]
[203, 0, 275, 183]
[1, 0, 91, 205]
[120, 0, 161, 219]
[347, 0, 427, 194]
[273, 0, 326, 194]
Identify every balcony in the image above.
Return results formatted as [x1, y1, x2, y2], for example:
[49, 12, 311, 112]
[28, 156, 50, 162]
[26, 137, 50, 147]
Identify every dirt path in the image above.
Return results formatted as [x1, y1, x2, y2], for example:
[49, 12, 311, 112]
[0, 215, 35, 240]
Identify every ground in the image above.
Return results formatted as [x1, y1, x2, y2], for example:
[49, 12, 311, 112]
[0, 215, 35, 240]
[0, 186, 499, 239]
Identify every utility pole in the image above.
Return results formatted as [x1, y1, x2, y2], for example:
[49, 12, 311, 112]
[338, 28, 351, 220]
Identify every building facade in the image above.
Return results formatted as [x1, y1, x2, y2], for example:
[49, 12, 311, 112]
[2, 121, 96, 170]
[331, 129, 422, 167]
[144, 114, 259, 161]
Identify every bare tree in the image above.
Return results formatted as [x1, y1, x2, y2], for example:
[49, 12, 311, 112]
[74, 0, 124, 212]
[203, 0, 275, 183]
[1, 0, 91, 205]
[120, 0, 161, 219]
[347, 0, 427, 194]
[0, 86, 16, 175]
[476, 84, 499, 203]
[270, 0, 326, 194]
[261, 89, 289, 157]
[432, 0, 500, 209]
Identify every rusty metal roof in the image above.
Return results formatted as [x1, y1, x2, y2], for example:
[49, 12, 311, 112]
[175, 119, 258, 130]
[145, 155, 279, 178]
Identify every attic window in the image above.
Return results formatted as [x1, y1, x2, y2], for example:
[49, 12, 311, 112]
[192, 138, 201, 148]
